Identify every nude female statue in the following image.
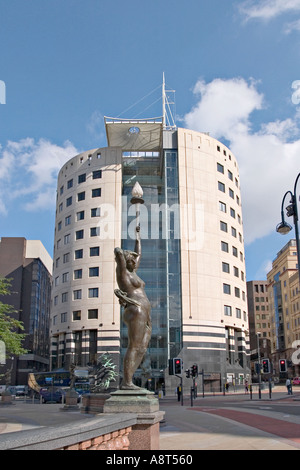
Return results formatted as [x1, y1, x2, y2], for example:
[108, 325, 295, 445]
[114, 225, 152, 390]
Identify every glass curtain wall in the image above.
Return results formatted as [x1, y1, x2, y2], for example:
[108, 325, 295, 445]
[164, 150, 182, 359]
[121, 150, 182, 387]
[121, 154, 167, 386]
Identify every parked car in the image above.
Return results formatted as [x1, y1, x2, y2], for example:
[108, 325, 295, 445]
[15, 385, 28, 397]
[40, 388, 66, 403]
[292, 377, 300, 385]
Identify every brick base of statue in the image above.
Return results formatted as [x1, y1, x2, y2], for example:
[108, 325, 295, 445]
[60, 389, 79, 411]
[0, 391, 13, 405]
[81, 393, 111, 414]
[103, 389, 164, 450]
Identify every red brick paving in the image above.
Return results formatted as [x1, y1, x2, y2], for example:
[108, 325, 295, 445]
[192, 407, 300, 444]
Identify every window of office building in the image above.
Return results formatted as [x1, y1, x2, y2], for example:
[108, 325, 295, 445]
[88, 309, 98, 319]
[78, 191, 85, 201]
[76, 230, 84, 240]
[78, 173, 86, 183]
[91, 207, 101, 217]
[89, 267, 99, 277]
[93, 170, 102, 179]
[92, 188, 101, 198]
[74, 269, 82, 279]
[88, 288, 99, 298]
[224, 305, 232, 316]
[73, 310, 81, 321]
[75, 249, 83, 259]
[90, 246, 100, 256]
[77, 211, 85, 221]
[223, 284, 231, 295]
[222, 262, 230, 273]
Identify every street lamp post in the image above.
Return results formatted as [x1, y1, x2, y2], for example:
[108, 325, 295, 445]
[257, 332, 261, 400]
[276, 172, 300, 285]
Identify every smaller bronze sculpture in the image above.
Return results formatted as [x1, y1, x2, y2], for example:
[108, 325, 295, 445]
[114, 183, 152, 390]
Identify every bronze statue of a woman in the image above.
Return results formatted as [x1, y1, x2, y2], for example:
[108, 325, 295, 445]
[114, 183, 152, 390]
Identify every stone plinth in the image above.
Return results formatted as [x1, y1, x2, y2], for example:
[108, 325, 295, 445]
[81, 393, 111, 414]
[103, 389, 164, 450]
[60, 389, 79, 411]
[0, 390, 13, 405]
[103, 389, 159, 413]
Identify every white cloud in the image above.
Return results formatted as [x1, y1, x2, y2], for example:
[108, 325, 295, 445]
[183, 77, 300, 245]
[239, 0, 300, 21]
[284, 18, 300, 33]
[0, 138, 78, 214]
[184, 78, 264, 140]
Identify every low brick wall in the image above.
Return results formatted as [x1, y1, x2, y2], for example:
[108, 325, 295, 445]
[0, 413, 137, 451]
[58, 427, 132, 450]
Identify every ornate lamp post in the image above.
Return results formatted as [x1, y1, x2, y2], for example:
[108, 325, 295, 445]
[276, 172, 300, 285]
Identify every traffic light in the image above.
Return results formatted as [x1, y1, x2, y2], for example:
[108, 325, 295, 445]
[169, 358, 183, 375]
[174, 358, 182, 375]
[279, 359, 287, 373]
[191, 364, 198, 377]
[186, 369, 191, 378]
[262, 359, 270, 373]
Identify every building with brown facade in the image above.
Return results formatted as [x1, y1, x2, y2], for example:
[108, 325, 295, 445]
[0, 237, 52, 385]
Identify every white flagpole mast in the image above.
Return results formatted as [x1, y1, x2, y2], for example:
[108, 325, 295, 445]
[162, 72, 166, 129]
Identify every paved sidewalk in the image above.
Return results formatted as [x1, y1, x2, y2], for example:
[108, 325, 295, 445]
[159, 386, 300, 450]
[0, 386, 299, 450]
[0, 400, 95, 435]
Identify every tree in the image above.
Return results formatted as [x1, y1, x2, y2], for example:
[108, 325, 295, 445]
[0, 278, 27, 358]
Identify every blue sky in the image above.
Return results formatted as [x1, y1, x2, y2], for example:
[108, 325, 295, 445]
[0, 0, 300, 281]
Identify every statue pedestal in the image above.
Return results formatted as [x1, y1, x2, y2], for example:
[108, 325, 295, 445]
[0, 390, 13, 405]
[60, 389, 79, 411]
[81, 393, 111, 414]
[103, 389, 164, 450]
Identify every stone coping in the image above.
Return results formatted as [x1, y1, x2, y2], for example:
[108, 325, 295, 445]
[0, 413, 138, 450]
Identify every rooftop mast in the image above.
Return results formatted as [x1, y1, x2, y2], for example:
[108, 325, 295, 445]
[162, 73, 176, 130]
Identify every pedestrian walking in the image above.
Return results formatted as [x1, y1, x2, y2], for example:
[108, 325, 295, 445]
[244, 380, 249, 394]
[286, 378, 292, 395]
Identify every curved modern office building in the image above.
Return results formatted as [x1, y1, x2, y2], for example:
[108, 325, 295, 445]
[50, 118, 250, 391]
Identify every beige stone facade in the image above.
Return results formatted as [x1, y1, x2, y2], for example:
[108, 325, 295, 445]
[267, 239, 299, 376]
[50, 147, 123, 369]
[176, 129, 249, 388]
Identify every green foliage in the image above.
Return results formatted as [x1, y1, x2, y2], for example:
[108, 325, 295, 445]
[89, 353, 118, 392]
[0, 278, 27, 357]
